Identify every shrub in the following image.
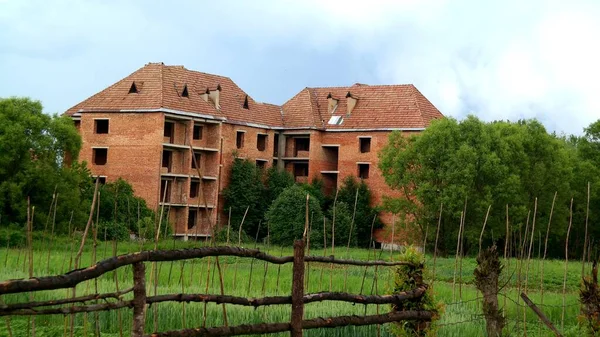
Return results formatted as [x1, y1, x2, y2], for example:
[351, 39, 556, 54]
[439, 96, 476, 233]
[265, 167, 294, 203]
[336, 176, 383, 247]
[213, 224, 254, 245]
[390, 246, 441, 337]
[223, 158, 266, 238]
[266, 185, 323, 246]
[311, 201, 355, 249]
[0, 226, 26, 248]
[97, 221, 129, 241]
[136, 216, 172, 241]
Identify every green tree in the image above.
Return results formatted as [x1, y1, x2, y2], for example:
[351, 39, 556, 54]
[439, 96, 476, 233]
[0, 97, 88, 233]
[266, 185, 323, 246]
[223, 158, 266, 238]
[264, 167, 294, 205]
[311, 201, 354, 249]
[336, 176, 383, 248]
[379, 116, 576, 257]
[89, 178, 155, 239]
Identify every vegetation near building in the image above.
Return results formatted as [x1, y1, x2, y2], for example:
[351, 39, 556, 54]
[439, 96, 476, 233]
[0, 97, 155, 241]
[266, 185, 323, 246]
[379, 116, 600, 258]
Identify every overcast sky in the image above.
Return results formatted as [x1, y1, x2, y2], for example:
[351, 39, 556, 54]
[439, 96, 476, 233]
[1, 0, 599, 135]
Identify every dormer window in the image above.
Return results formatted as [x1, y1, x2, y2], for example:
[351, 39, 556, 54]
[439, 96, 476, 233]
[128, 82, 138, 94]
[181, 85, 189, 97]
[243, 95, 249, 109]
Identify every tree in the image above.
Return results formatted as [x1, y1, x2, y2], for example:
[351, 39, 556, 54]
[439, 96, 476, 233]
[266, 185, 323, 246]
[222, 158, 266, 238]
[264, 167, 294, 205]
[88, 178, 155, 240]
[311, 201, 354, 249]
[379, 116, 576, 257]
[0, 97, 88, 233]
[336, 176, 383, 248]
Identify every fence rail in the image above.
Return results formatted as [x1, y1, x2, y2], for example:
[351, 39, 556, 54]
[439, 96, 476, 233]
[0, 240, 432, 336]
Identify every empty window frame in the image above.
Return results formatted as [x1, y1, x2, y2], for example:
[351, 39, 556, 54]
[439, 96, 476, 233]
[190, 180, 200, 198]
[236, 131, 245, 149]
[160, 180, 171, 203]
[257, 134, 267, 151]
[191, 152, 201, 169]
[358, 163, 370, 179]
[273, 133, 279, 156]
[187, 210, 197, 229]
[295, 137, 310, 152]
[359, 137, 371, 153]
[256, 160, 266, 170]
[95, 119, 109, 134]
[193, 124, 203, 140]
[164, 121, 174, 142]
[93, 176, 107, 184]
[294, 162, 309, 177]
[162, 150, 172, 172]
[93, 148, 108, 165]
[74, 120, 81, 130]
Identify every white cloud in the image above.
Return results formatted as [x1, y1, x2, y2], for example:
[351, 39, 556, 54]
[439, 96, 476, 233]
[1, 0, 599, 134]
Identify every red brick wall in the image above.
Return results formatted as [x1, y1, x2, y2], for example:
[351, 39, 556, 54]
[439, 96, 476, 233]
[79, 112, 163, 208]
[79, 111, 418, 242]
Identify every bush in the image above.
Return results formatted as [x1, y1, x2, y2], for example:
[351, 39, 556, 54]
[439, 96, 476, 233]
[390, 246, 441, 337]
[0, 226, 26, 248]
[265, 167, 294, 203]
[266, 185, 323, 246]
[136, 216, 172, 241]
[311, 201, 355, 249]
[223, 158, 266, 239]
[336, 176, 383, 247]
[213, 224, 254, 245]
[97, 221, 130, 241]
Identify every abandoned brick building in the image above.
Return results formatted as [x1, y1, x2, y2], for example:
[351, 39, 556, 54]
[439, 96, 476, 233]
[66, 62, 443, 242]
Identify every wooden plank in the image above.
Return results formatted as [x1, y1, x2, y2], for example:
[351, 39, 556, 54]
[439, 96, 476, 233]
[520, 292, 562, 337]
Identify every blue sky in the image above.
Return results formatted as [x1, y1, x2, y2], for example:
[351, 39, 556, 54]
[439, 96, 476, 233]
[1, 0, 599, 135]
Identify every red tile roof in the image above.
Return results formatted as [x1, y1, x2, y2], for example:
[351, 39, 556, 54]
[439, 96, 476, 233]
[66, 63, 443, 130]
[281, 83, 443, 130]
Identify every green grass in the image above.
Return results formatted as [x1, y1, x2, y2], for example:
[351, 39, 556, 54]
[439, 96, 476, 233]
[0, 239, 589, 336]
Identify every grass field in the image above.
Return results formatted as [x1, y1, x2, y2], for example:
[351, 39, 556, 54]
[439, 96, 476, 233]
[0, 238, 589, 336]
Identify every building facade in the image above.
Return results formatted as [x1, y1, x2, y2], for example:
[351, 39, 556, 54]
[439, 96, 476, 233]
[66, 63, 443, 241]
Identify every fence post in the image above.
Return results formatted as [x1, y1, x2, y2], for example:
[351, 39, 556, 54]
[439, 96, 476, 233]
[291, 239, 306, 337]
[132, 262, 147, 337]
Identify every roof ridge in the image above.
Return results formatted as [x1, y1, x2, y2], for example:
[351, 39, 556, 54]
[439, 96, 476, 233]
[305, 83, 415, 91]
[409, 84, 427, 128]
[159, 63, 164, 109]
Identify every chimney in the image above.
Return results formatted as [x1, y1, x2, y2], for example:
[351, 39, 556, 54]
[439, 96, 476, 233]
[208, 84, 221, 109]
[201, 88, 209, 102]
[346, 91, 357, 115]
[327, 93, 338, 114]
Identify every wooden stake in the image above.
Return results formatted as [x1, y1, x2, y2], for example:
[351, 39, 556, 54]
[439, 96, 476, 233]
[478, 205, 492, 256]
[359, 215, 378, 295]
[452, 211, 464, 302]
[290, 240, 306, 337]
[318, 216, 327, 290]
[328, 190, 338, 292]
[524, 198, 538, 336]
[561, 198, 573, 331]
[582, 181, 590, 279]
[521, 292, 563, 337]
[232, 206, 249, 289]
[458, 198, 467, 300]
[343, 189, 359, 291]
[431, 203, 442, 288]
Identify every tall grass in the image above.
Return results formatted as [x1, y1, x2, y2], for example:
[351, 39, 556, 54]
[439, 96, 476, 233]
[0, 239, 587, 336]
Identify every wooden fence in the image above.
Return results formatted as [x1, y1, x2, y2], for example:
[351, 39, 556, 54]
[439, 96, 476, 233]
[0, 240, 433, 336]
